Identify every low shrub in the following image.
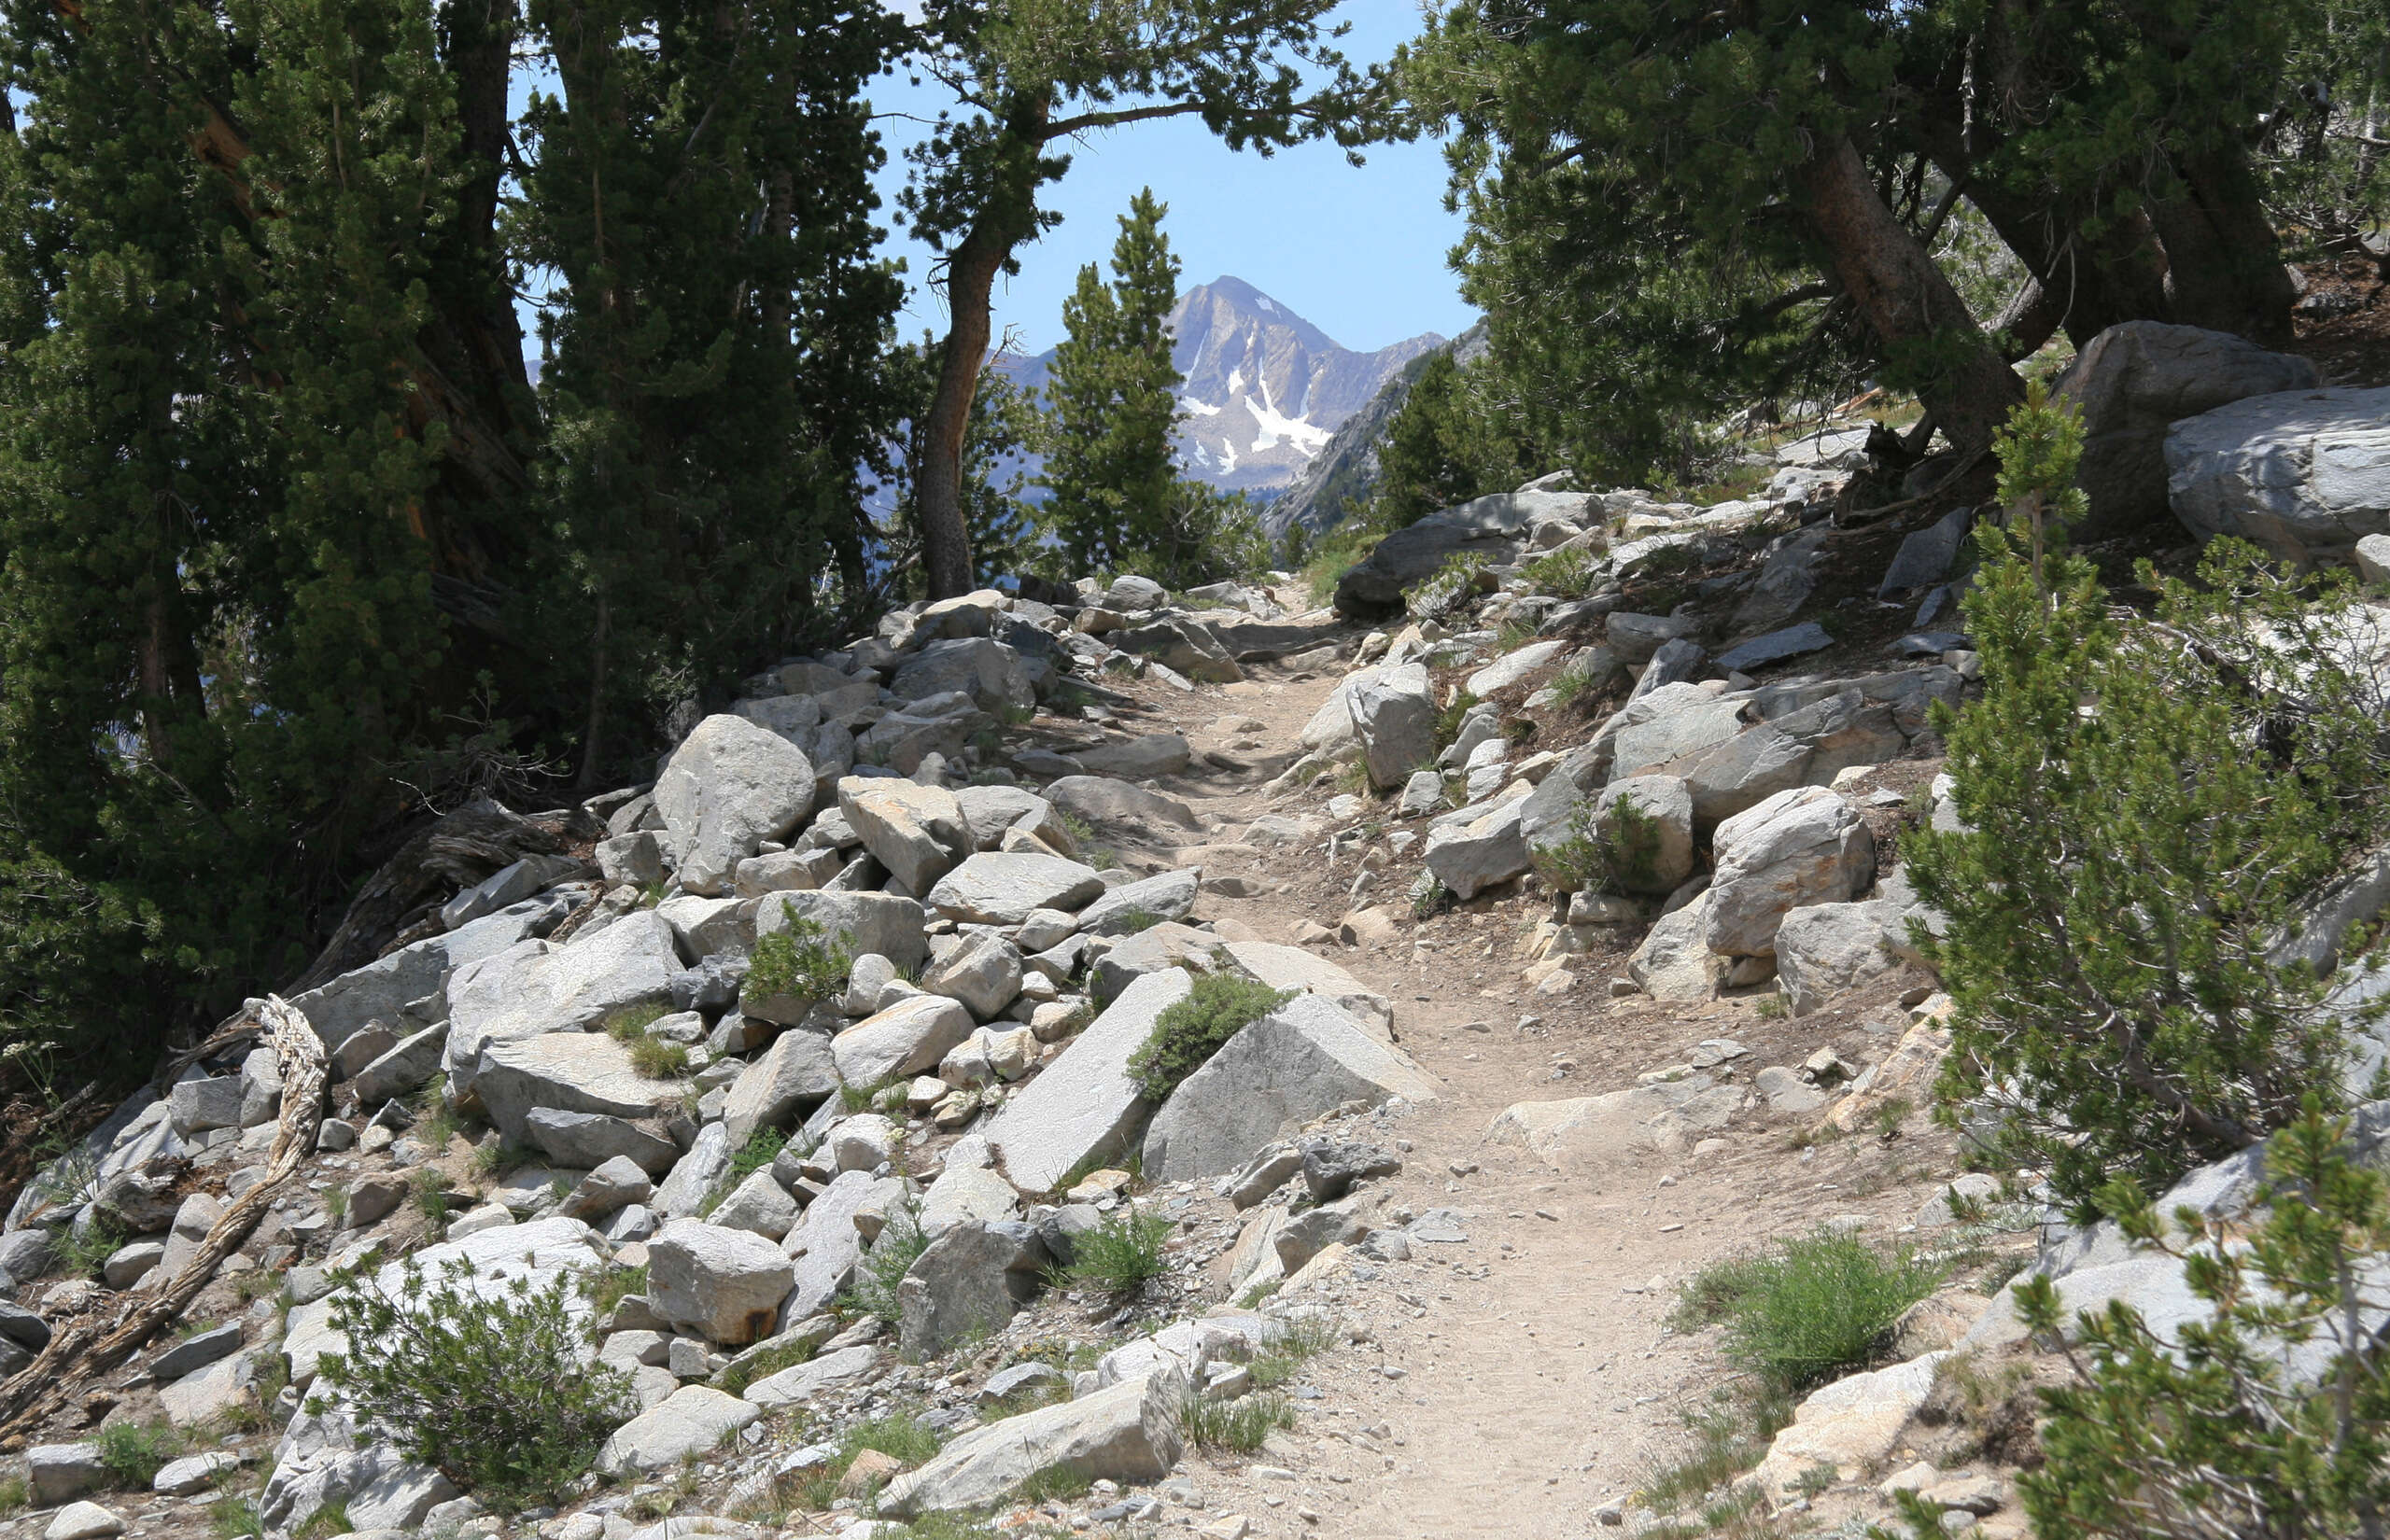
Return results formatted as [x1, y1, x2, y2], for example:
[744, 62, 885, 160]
[726, 1127, 786, 1185]
[840, 1203, 927, 1323]
[1054, 1209, 1173, 1293]
[1523, 544, 1603, 597]
[1680, 1229, 1942, 1393]
[1124, 974, 1294, 1101]
[96, 1421, 180, 1489]
[627, 1035, 690, 1080]
[1181, 1392, 1296, 1451]
[746, 914, 852, 1008]
[1538, 791, 1661, 895]
[316, 1256, 635, 1511]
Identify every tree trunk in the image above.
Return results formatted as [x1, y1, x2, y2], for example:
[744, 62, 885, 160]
[916, 230, 1005, 599]
[1794, 133, 2024, 455]
[915, 95, 1052, 600]
[2147, 146, 2299, 347]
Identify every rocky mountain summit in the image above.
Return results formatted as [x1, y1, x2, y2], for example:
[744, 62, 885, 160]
[0, 320, 2385, 1540]
[1000, 277, 1445, 497]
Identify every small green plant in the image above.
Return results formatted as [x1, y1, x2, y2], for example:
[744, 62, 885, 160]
[1406, 550, 1489, 619]
[628, 1034, 692, 1080]
[1053, 1209, 1173, 1293]
[1751, 992, 1788, 1020]
[722, 1127, 785, 1192]
[408, 1169, 453, 1227]
[1548, 660, 1599, 708]
[840, 1204, 928, 1324]
[316, 1255, 635, 1511]
[321, 1186, 349, 1228]
[1245, 1313, 1339, 1389]
[2013, 1102, 2390, 1540]
[53, 1218, 127, 1280]
[413, 1075, 464, 1147]
[1873, 1096, 1916, 1138]
[293, 1501, 351, 1540]
[580, 1262, 647, 1319]
[1432, 688, 1481, 750]
[209, 1496, 265, 1540]
[96, 1421, 181, 1489]
[1536, 791, 1663, 895]
[1638, 1389, 1792, 1513]
[1181, 1392, 1296, 1451]
[1331, 757, 1372, 797]
[1493, 616, 1540, 653]
[1124, 974, 1294, 1101]
[1056, 810, 1099, 848]
[839, 1077, 892, 1113]
[601, 1002, 670, 1042]
[747, 913, 853, 1008]
[793, 1411, 945, 1509]
[1410, 873, 1451, 920]
[1015, 1464, 1093, 1505]
[716, 1336, 816, 1397]
[1523, 544, 1602, 597]
[1105, 906, 1163, 935]
[1679, 1230, 1943, 1393]
[0, 1476, 26, 1517]
[468, 1139, 527, 1183]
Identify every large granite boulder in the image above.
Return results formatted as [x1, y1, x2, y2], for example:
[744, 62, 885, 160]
[654, 714, 817, 895]
[836, 778, 970, 895]
[983, 968, 1192, 1192]
[471, 1030, 684, 1145]
[2166, 384, 2390, 565]
[2054, 320, 2320, 539]
[924, 852, 1105, 926]
[1332, 492, 1587, 617]
[443, 911, 682, 1086]
[1350, 663, 1438, 791]
[1705, 788, 1876, 958]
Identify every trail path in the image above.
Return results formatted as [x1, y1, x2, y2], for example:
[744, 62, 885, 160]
[1074, 651, 1964, 1538]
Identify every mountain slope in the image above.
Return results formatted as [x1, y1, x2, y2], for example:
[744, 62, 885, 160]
[997, 276, 1447, 497]
[1263, 321, 1489, 537]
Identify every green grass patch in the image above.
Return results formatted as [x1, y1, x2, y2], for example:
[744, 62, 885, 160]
[628, 1035, 691, 1080]
[601, 1003, 670, 1042]
[1052, 1209, 1173, 1293]
[747, 914, 852, 1007]
[1638, 1390, 1793, 1514]
[1677, 1229, 1944, 1393]
[1125, 974, 1294, 1101]
[839, 1205, 927, 1324]
[97, 1421, 181, 1489]
[1245, 1313, 1339, 1389]
[1182, 1392, 1297, 1451]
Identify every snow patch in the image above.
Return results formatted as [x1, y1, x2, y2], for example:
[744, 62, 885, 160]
[1179, 396, 1223, 417]
[1216, 437, 1239, 474]
[1240, 388, 1330, 458]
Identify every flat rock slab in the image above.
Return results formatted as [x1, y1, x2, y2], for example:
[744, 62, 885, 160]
[1714, 623, 1834, 675]
[471, 1032, 682, 1148]
[879, 1366, 1188, 1518]
[741, 1344, 881, 1407]
[2166, 384, 2390, 565]
[924, 852, 1105, 926]
[984, 968, 1192, 1193]
[1143, 995, 1440, 1182]
[598, 1385, 761, 1476]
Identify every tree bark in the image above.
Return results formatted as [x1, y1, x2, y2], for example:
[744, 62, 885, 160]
[2147, 147, 2299, 347]
[915, 96, 1053, 599]
[1794, 133, 2024, 455]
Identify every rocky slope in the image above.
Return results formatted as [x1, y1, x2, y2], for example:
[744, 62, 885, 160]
[0, 319, 2383, 1540]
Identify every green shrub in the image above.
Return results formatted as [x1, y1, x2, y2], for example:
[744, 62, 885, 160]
[2012, 1102, 2390, 1540]
[1181, 1393, 1296, 1451]
[1124, 974, 1294, 1101]
[208, 1495, 264, 1540]
[53, 1218, 126, 1281]
[1523, 544, 1603, 597]
[96, 1421, 180, 1489]
[1637, 1390, 1792, 1514]
[1431, 688, 1481, 751]
[747, 914, 852, 1008]
[1905, 511, 2390, 1210]
[1105, 906, 1163, 935]
[1536, 791, 1662, 895]
[840, 1203, 927, 1323]
[316, 1256, 635, 1511]
[293, 1502, 350, 1540]
[600, 1003, 669, 1042]
[1245, 1313, 1339, 1389]
[627, 1035, 691, 1080]
[1054, 1209, 1173, 1293]
[1681, 1229, 1942, 1393]
[727, 1127, 786, 1184]
[580, 1262, 647, 1319]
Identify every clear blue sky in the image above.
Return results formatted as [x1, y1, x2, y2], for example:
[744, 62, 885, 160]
[866, 3, 1479, 357]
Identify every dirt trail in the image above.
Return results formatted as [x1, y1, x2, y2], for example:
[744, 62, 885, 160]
[1077, 651, 1968, 1538]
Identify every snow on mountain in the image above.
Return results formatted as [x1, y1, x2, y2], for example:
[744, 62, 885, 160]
[996, 275, 1446, 496]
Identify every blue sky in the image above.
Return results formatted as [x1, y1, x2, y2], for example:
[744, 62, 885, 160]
[865, 3, 1479, 357]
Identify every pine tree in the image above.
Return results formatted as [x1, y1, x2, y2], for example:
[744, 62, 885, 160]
[1902, 398, 2390, 1211]
[1042, 189, 1185, 580]
[1365, 352, 1534, 532]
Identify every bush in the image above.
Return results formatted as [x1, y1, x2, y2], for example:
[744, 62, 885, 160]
[96, 1421, 180, 1489]
[1055, 1209, 1173, 1293]
[1124, 974, 1294, 1101]
[1536, 792, 1661, 894]
[316, 1256, 634, 1511]
[1905, 477, 2390, 1208]
[840, 1203, 927, 1323]
[627, 1035, 690, 1080]
[1522, 544, 1604, 597]
[1680, 1229, 1942, 1393]
[1181, 1392, 1296, 1451]
[2010, 1102, 2390, 1540]
[747, 914, 852, 1008]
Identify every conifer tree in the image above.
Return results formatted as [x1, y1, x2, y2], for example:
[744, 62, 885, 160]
[1042, 189, 1185, 579]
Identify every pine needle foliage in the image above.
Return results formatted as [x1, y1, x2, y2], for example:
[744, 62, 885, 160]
[2014, 1102, 2390, 1540]
[316, 1257, 633, 1511]
[1126, 975, 1295, 1102]
[1905, 396, 2390, 1213]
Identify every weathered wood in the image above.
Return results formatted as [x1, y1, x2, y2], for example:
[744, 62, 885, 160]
[0, 997, 328, 1445]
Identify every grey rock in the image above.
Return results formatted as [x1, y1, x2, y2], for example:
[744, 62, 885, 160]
[837, 777, 970, 895]
[27, 1444, 105, 1505]
[1115, 619, 1242, 684]
[1332, 491, 1576, 616]
[740, 1342, 881, 1407]
[720, 1029, 837, 1146]
[289, 898, 561, 1056]
[878, 1364, 1188, 1518]
[891, 637, 1035, 715]
[151, 1321, 245, 1382]
[647, 1220, 798, 1347]
[896, 1219, 1049, 1358]
[1300, 1141, 1401, 1203]
[653, 1124, 733, 1220]
[1076, 732, 1197, 777]
[921, 932, 1025, 1020]
[559, 1156, 654, 1222]
[471, 1033, 680, 1148]
[654, 714, 818, 895]
[1878, 507, 1974, 597]
[1273, 1201, 1372, 1274]
[1350, 664, 1438, 791]
[1714, 623, 1835, 675]
[1705, 788, 1877, 958]
[168, 1076, 245, 1138]
[1587, 776, 1696, 895]
[986, 968, 1193, 1193]
[2056, 320, 2320, 539]
[525, 1109, 680, 1177]
[708, 1169, 800, 1241]
[443, 910, 682, 1087]
[2166, 384, 2390, 564]
[1774, 898, 1906, 1015]
[831, 995, 976, 1086]
[781, 1169, 905, 1321]
[1044, 777, 1201, 833]
[1727, 526, 1829, 637]
[753, 889, 929, 971]
[349, 1024, 447, 1106]
[596, 1385, 761, 1476]
[1423, 801, 1529, 902]
[1076, 869, 1201, 935]
[1606, 612, 1699, 665]
[1628, 637, 1708, 700]
[1142, 995, 1440, 1182]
